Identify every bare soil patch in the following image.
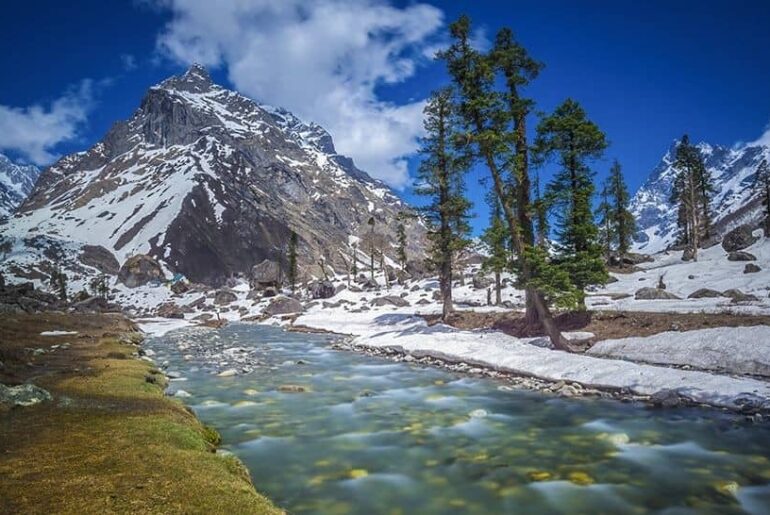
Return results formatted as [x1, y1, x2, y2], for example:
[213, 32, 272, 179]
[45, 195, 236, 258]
[423, 310, 770, 344]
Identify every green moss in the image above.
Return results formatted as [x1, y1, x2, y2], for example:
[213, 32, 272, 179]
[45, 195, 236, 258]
[0, 314, 282, 515]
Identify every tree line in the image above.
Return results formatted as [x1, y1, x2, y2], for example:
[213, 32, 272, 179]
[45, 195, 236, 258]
[415, 15, 638, 350]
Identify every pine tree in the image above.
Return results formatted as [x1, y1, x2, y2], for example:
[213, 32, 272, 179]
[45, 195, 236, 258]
[755, 159, 770, 235]
[481, 197, 509, 305]
[415, 87, 471, 320]
[596, 179, 613, 261]
[287, 230, 298, 293]
[89, 274, 109, 299]
[670, 135, 711, 260]
[351, 242, 359, 278]
[534, 98, 608, 308]
[395, 212, 414, 272]
[607, 160, 636, 256]
[49, 264, 68, 302]
[440, 15, 574, 350]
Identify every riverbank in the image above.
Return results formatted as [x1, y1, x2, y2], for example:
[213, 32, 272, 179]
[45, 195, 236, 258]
[0, 313, 282, 514]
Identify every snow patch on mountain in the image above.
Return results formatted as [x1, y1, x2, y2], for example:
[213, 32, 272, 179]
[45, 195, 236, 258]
[0, 154, 40, 217]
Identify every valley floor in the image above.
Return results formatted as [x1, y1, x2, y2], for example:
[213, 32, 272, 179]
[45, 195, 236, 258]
[0, 313, 281, 515]
[133, 233, 770, 415]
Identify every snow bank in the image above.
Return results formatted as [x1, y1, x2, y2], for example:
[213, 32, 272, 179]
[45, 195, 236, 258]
[588, 326, 770, 378]
[296, 308, 770, 410]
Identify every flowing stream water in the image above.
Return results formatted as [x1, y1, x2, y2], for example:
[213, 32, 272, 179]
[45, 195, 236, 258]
[146, 323, 770, 514]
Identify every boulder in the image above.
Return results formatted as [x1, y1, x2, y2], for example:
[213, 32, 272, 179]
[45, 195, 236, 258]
[622, 253, 654, 266]
[472, 275, 494, 290]
[78, 245, 119, 275]
[156, 302, 185, 319]
[744, 263, 761, 274]
[650, 389, 684, 408]
[309, 280, 335, 300]
[687, 288, 722, 299]
[634, 287, 681, 300]
[727, 251, 757, 262]
[723, 289, 759, 303]
[72, 296, 117, 313]
[214, 289, 238, 305]
[361, 278, 379, 290]
[681, 247, 696, 262]
[722, 225, 759, 252]
[264, 296, 304, 316]
[250, 260, 281, 289]
[118, 254, 166, 288]
[370, 295, 410, 308]
[170, 281, 190, 294]
[0, 383, 52, 408]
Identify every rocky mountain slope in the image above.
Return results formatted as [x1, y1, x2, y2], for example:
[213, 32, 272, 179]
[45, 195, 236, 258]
[2, 65, 424, 286]
[0, 154, 39, 217]
[630, 138, 770, 254]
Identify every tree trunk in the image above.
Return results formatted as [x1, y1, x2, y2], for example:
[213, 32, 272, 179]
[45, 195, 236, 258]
[495, 271, 502, 305]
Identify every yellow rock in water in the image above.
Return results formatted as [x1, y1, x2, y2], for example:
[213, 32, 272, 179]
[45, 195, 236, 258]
[308, 475, 327, 486]
[448, 499, 466, 508]
[243, 389, 259, 396]
[348, 469, 369, 479]
[314, 459, 332, 467]
[424, 459, 439, 467]
[568, 471, 595, 486]
[233, 400, 257, 408]
[528, 471, 552, 482]
[714, 480, 740, 497]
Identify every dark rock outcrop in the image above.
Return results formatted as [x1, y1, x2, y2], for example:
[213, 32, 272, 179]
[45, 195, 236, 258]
[264, 296, 303, 316]
[744, 263, 761, 274]
[78, 245, 120, 275]
[309, 280, 335, 300]
[722, 225, 759, 252]
[727, 251, 757, 261]
[118, 254, 166, 288]
[634, 287, 681, 300]
[687, 288, 722, 299]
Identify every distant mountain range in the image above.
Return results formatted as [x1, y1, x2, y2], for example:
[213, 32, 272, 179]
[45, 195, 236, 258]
[630, 138, 770, 254]
[0, 154, 39, 217]
[1, 65, 423, 286]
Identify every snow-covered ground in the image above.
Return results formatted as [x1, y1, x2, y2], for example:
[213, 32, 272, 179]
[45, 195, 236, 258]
[589, 231, 770, 314]
[588, 326, 770, 377]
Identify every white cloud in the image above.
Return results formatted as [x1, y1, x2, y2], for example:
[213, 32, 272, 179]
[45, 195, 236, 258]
[750, 123, 770, 148]
[152, 0, 445, 188]
[0, 81, 94, 165]
[121, 54, 138, 71]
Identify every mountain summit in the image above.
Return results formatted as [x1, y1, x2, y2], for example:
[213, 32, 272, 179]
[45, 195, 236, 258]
[4, 65, 422, 285]
[630, 138, 770, 253]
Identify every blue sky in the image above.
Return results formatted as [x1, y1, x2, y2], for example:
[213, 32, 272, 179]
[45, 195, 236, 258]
[2, 0, 769, 233]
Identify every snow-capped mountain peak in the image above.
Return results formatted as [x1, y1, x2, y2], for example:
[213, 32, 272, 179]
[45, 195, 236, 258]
[2, 65, 422, 286]
[0, 154, 40, 217]
[631, 137, 770, 253]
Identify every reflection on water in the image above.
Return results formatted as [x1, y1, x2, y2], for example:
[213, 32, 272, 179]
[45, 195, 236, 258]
[147, 323, 770, 514]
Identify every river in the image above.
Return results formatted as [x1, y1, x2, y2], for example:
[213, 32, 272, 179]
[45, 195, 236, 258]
[145, 323, 770, 514]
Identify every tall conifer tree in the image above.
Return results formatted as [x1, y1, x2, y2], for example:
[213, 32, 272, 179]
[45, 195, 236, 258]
[415, 88, 471, 320]
[534, 99, 608, 308]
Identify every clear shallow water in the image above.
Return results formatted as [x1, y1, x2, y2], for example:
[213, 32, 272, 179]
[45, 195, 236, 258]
[147, 323, 770, 514]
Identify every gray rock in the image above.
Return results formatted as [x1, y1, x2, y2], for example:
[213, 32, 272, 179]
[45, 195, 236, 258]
[264, 296, 303, 316]
[723, 289, 759, 303]
[681, 247, 696, 261]
[634, 287, 681, 300]
[687, 288, 722, 299]
[0, 383, 52, 408]
[309, 280, 335, 299]
[650, 389, 684, 408]
[744, 263, 761, 274]
[472, 275, 494, 290]
[214, 289, 238, 305]
[722, 225, 759, 252]
[370, 295, 410, 307]
[78, 245, 119, 275]
[118, 254, 166, 288]
[156, 302, 186, 319]
[728, 251, 757, 261]
[250, 260, 281, 289]
[361, 278, 379, 290]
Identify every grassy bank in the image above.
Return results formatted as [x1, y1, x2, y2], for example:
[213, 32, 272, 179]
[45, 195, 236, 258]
[0, 313, 281, 514]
